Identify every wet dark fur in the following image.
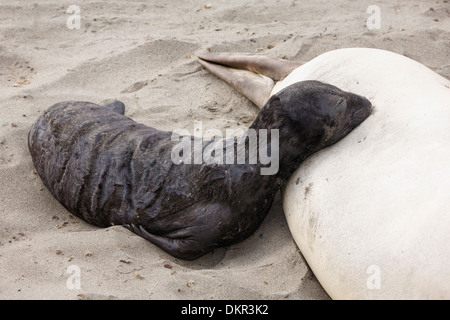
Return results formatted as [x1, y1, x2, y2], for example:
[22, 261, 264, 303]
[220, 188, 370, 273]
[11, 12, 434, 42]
[28, 81, 371, 260]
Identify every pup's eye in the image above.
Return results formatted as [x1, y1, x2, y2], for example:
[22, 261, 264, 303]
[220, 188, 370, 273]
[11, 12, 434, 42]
[336, 98, 346, 109]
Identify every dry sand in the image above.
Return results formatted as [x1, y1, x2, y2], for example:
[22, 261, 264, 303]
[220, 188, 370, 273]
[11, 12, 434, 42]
[0, 0, 448, 300]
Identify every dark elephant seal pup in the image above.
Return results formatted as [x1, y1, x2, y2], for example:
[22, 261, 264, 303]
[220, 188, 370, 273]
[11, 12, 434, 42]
[28, 80, 371, 260]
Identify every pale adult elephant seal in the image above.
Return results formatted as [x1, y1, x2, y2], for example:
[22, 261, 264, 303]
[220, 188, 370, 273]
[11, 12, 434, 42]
[28, 80, 371, 260]
[198, 48, 450, 299]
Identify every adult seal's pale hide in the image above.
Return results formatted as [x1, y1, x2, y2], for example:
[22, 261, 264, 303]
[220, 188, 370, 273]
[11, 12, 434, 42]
[279, 48, 450, 299]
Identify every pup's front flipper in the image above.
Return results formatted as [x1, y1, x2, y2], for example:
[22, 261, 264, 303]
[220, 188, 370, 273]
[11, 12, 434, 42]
[125, 223, 214, 261]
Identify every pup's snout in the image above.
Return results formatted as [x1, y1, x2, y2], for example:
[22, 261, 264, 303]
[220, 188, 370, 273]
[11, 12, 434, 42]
[349, 94, 372, 117]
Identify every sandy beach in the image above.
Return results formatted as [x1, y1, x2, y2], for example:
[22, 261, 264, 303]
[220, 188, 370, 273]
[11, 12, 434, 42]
[0, 0, 448, 299]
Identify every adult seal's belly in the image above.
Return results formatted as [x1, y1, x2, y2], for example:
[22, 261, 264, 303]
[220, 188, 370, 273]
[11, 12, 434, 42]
[280, 48, 450, 299]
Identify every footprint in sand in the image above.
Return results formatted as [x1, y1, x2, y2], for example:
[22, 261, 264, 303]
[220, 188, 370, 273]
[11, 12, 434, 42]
[121, 80, 148, 94]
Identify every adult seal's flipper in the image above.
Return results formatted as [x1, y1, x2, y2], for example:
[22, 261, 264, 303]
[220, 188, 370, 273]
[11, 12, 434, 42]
[103, 100, 125, 115]
[197, 53, 302, 109]
[197, 52, 302, 81]
[198, 58, 274, 109]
